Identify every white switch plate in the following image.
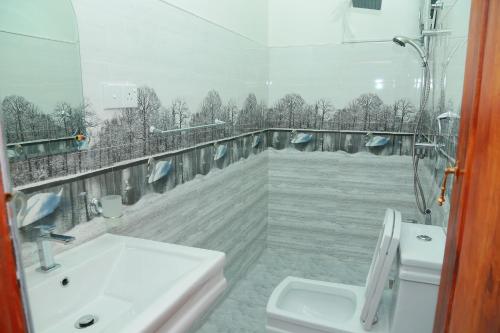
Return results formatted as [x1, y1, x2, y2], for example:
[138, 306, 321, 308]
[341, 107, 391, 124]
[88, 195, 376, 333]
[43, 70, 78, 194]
[102, 83, 138, 109]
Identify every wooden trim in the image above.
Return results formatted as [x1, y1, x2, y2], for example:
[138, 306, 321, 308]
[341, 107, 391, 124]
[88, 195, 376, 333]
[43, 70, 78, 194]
[434, 0, 500, 331]
[0, 176, 28, 332]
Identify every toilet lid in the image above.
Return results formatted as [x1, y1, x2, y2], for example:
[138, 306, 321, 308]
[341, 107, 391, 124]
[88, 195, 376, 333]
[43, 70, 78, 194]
[360, 208, 402, 330]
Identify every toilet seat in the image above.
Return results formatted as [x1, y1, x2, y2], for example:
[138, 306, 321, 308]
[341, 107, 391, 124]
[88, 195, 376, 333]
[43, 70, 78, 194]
[266, 209, 401, 333]
[267, 277, 381, 333]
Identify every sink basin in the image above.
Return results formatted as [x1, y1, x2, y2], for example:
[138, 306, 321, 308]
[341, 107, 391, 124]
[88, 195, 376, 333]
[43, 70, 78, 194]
[25, 234, 226, 333]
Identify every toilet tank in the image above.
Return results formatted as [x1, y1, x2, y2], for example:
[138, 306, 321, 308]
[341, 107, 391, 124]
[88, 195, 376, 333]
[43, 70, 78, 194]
[389, 222, 446, 333]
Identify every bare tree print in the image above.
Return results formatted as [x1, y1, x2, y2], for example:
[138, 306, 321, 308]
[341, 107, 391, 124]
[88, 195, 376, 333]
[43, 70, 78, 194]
[3, 95, 35, 142]
[393, 98, 415, 131]
[137, 86, 161, 154]
[198, 90, 222, 124]
[170, 98, 189, 129]
[316, 99, 334, 129]
[355, 93, 384, 130]
[280, 93, 305, 128]
[222, 99, 239, 125]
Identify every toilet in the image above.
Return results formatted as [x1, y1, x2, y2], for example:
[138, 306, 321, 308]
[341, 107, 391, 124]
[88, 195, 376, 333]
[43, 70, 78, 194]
[266, 208, 445, 333]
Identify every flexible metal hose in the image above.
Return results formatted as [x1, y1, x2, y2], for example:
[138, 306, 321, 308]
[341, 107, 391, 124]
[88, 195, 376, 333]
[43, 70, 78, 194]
[412, 63, 432, 217]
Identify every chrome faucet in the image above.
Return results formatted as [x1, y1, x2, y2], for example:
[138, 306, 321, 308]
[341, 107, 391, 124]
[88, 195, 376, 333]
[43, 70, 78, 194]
[36, 225, 75, 272]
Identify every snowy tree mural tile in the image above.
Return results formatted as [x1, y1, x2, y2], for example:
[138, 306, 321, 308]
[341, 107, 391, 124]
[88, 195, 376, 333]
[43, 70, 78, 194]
[4, 86, 427, 187]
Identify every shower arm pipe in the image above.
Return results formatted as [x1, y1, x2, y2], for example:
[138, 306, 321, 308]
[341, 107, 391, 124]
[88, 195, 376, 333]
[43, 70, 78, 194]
[422, 0, 433, 28]
[418, 132, 457, 165]
[422, 0, 433, 45]
[150, 120, 226, 135]
[422, 29, 452, 36]
[341, 37, 420, 44]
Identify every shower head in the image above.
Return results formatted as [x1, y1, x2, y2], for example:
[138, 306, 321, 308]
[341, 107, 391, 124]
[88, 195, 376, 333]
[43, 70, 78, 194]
[392, 36, 406, 47]
[392, 36, 428, 66]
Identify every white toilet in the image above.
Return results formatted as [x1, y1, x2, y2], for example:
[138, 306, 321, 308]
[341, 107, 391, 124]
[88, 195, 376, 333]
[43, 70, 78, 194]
[266, 208, 445, 333]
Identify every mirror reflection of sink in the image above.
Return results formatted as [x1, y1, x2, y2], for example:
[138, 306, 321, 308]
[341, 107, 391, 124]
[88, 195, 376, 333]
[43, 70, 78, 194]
[25, 234, 226, 333]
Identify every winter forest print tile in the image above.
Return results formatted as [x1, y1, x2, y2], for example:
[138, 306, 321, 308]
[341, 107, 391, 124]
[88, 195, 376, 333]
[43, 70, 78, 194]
[3, 87, 422, 187]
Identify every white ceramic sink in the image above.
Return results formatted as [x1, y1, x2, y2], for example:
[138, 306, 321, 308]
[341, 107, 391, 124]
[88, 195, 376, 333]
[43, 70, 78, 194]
[25, 234, 226, 333]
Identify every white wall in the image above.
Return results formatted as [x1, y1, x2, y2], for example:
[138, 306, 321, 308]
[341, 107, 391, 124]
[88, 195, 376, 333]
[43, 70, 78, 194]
[72, 0, 470, 119]
[442, 0, 471, 38]
[72, 0, 268, 121]
[164, 0, 268, 45]
[439, 0, 471, 111]
[268, 42, 423, 107]
[267, 0, 420, 47]
[0, 0, 83, 112]
[267, 0, 423, 106]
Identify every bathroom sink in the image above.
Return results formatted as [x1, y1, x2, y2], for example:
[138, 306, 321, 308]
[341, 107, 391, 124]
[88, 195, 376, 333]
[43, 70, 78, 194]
[25, 234, 226, 333]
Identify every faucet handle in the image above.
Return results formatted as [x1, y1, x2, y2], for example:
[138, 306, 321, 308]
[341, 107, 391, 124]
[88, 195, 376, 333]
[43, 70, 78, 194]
[33, 224, 56, 235]
[438, 165, 459, 206]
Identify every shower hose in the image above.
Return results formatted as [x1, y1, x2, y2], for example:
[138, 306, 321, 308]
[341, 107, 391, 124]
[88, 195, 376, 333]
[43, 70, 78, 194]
[412, 64, 432, 222]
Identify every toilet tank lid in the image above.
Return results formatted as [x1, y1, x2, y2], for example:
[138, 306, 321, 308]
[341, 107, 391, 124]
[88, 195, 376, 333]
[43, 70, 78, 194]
[399, 222, 446, 283]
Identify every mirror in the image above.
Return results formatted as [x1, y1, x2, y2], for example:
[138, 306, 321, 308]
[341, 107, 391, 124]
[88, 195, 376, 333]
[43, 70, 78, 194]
[0, 0, 87, 165]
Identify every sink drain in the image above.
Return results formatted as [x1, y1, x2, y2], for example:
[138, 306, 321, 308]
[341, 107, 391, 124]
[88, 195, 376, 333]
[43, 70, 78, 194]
[75, 314, 98, 329]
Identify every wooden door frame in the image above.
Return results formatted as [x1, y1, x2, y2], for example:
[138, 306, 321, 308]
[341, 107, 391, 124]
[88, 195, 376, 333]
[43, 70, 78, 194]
[0, 171, 28, 332]
[434, 0, 500, 331]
